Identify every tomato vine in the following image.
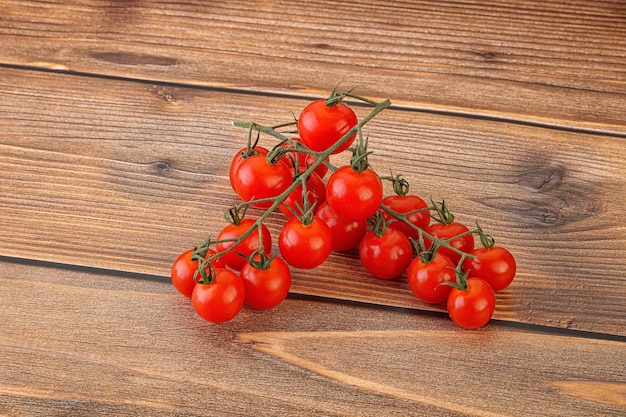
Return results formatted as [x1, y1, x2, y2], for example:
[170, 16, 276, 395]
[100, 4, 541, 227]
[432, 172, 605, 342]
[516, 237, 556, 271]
[170, 87, 516, 328]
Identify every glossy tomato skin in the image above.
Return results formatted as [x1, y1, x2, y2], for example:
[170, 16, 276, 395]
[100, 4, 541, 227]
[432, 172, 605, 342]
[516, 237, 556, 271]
[240, 256, 292, 310]
[232, 154, 292, 208]
[216, 219, 272, 271]
[191, 269, 245, 323]
[279, 172, 326, 219]
[326, 166, 383, 222]
[171, 248, 226, 297]
[424, 221, 474, 266]
[278, 216, 332, 269]
[171, 249, 198, 297]
[382, 195, 430, 241]
[447, 277, 496, 329]
[316, 201, 367, 252]
[298, 100, 358, 154]
[462, 247, 516, 291]
[359, 228, 412, 280]
[407, 252, 456, 304]
[229, 146, 269, 191]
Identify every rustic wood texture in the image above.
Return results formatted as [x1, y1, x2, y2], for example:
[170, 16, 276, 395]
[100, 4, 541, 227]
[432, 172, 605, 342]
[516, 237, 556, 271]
[0, 259, 624, 417]
[1, 0, 625, 415]
[1, 68, 624, 336]
[1, 0, 625, 134]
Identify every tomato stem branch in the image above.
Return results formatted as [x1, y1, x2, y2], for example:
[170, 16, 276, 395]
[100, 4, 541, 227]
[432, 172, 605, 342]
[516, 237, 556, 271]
[211, 97, 391, 265]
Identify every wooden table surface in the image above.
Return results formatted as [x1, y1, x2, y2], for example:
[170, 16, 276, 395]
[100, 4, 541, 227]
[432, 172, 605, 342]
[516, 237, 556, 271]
[1, 1, 625, 416]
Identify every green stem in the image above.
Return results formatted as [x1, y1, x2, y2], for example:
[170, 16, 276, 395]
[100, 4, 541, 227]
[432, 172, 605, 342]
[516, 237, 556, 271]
[379, 204, 475, 261]
[208, 98, 391, 265]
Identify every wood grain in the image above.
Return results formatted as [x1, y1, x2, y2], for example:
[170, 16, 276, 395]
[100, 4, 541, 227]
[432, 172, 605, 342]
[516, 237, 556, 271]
[0, 259, 624, 417]
[238, 330, 626, 417]
[1, 68, 624, 335]
[1, 0, 625, 133]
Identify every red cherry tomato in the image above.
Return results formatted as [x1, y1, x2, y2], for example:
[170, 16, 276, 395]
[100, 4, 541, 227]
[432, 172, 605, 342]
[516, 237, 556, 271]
[232, 154, 292, 208]
[279, 172, 326, 219]
[229, 146, 269, 191]
[382, 195, 430, 241]
[326, 166, 383, 222]
[359, 227, 412, 280]
[298, 99, 358, 154]
[424, 221, 474, 266]
[216, 219, 272, 270]
[407, 252, 456, 304]
[447, 277, 496, 329]
[240, 255, 292, 310]
[316, 201, 367, 252]
[278, 216, 333, 269]
[171, 248, 225, 297]
[191, 268, 246, 323]
[462, 246, 516, 291]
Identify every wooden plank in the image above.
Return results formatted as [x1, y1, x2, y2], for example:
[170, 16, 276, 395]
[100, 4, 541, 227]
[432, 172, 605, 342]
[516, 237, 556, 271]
[0, 68, 625, 335]
[1, 0, 625, 133]
[0, 259, 624, 416]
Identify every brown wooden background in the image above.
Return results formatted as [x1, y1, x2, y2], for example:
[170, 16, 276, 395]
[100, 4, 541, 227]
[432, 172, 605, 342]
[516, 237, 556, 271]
[1, 1, 625, 416]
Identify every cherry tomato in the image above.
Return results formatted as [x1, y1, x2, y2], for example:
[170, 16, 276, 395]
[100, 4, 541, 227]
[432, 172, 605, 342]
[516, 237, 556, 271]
[407, 252, 456, 304]
[447, 277, 496, 329]
[382, 195, 430, 241]
[462, 246, 516, 291]
[278, 216, 332, 269]
[232, 154, 292, 208]
[298, 99, 358, 154]
[171, 248, 225, 297]
[316, 201, 367, 252]
[326, 166, 383, 222]
[191, 268, 245, 323]
[359, 227, 412, 280]
[424, 221, 474, 266]
[240, 255, 292, 310]
[229, 146, 269, 191]
[279, 172, 326, 219]
[281, 138, 329, 178]
[216, 219, 272, 270]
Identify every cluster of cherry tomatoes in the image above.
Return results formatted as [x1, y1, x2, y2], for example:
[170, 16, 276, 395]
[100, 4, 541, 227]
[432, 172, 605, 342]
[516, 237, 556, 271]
[171, 88, 516, 329]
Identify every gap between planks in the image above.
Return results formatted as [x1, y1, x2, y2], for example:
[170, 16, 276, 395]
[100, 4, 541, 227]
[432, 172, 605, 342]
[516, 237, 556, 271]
[2, 254, 624, 344]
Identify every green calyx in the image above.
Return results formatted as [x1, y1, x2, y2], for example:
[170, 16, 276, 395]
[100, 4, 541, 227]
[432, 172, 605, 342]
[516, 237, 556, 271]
[349, 129, 373, 173]
[381, 173, 410, 197]
[246, 250, 275, 270]
[191, 237, 217, 285]
[431, 199, 455, 225]
[476, 224, 495, 249]
[369, 211, 392, 238]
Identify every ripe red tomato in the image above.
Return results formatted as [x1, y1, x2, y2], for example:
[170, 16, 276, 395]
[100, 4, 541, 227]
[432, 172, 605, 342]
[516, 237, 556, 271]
[216, 219, 272, 270]
[447, 277, 496, 329]
[191, 268, 246, 323]
[316, 201, 367, 252]
[281, 138, 329, 178]
[279, 172, 326, 219]
[424, 221, 474, 266]
[278, 216, 332, 269]
[298, 99, 358, 154]
[232, 154, 293, 208]
[229, 146, 269, 191]
[462, 246, 516, 291]
[326, 166, 383, 222]
[359, 227, 412, 280]
[407, 252, 456, 304]
[171, 248, 225, 297]
[381, 195, 430, 241]
[240, 255, 292, 310]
